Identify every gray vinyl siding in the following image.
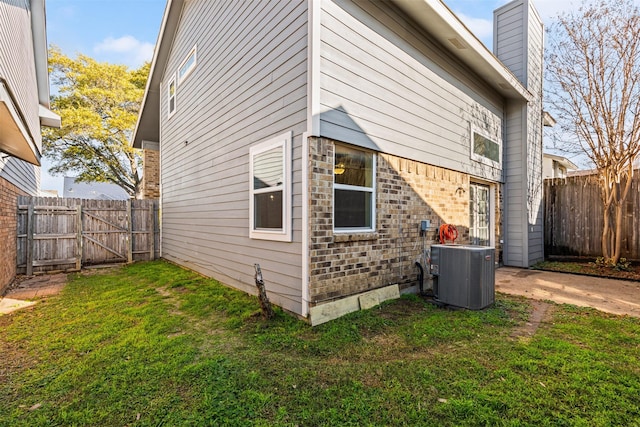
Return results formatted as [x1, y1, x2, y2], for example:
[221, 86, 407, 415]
[525, 2, 544, 265]
[159, 0, 307, 315]
[503, 101, 526, 266]
[319, 0, 504, 183]
[0, 0, 40, 195]
[494, 3, 525, 84]
[0, 158, 39, 195]
[495, 0, 544, 267]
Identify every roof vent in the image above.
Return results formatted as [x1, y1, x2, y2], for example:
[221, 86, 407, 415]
[448, 38, 467, 50]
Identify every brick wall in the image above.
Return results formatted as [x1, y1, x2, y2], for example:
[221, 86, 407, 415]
[308, 137, 502, 305]
[0, 177, 23, 294]
[142, 148, 160, 199]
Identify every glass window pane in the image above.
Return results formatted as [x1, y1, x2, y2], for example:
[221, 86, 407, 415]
[473, 132, 500, 163]
[335, 145, 373, 187]
[179, 51, 196, 80]
[254, 191, 283, 229]
[334, 189, 372, 228]
[254, 146, 283, 190]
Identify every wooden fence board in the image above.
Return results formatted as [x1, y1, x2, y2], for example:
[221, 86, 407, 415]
[544, 174, 640, 260]
[17, 197, 159, 274]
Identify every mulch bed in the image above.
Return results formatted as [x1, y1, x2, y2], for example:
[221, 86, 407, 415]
[537, 256, 640, 281]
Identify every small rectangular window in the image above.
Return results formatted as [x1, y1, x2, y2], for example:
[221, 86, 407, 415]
[249, 132, 292, 241]
[334, 144, 375, 231]
[471, 129, 501, 167]
[178, 46, 197, 84]
[167, 75, 176, 119]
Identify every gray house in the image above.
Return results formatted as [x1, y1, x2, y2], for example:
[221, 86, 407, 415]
[133, 0, 544, 324]
[0, 0, 60, 293]
[63, 176, 130, 200]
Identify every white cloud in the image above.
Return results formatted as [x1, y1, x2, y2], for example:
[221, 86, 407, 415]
[94, 35, 154, 68]
[456, 12, 493, 41]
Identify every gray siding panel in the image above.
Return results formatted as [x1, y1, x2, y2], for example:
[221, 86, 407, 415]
[319, 0, 504, 183]
[160, 0, 307, 315]
[496, 0, 544, 267]
[503, 100, 526, 267]
[0, 157, 39, 195]
[526, 2, 545, 265]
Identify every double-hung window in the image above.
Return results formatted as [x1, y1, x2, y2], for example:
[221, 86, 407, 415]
[167, 74, 176, 119]
[334, 144, 375, 231]
[249, 132, 292, 241]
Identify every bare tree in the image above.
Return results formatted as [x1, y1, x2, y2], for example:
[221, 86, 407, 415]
[546, 0, 640, 264]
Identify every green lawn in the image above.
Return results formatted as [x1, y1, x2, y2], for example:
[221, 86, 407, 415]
[1, 261, 639, 426]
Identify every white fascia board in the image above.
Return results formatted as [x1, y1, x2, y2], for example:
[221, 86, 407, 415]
[39, 104, 61, 128]
[30, 0, 51, 108]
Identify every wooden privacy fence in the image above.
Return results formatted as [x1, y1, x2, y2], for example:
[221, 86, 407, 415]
[544, 174, 640, 260]
[17, 197, 159, 274]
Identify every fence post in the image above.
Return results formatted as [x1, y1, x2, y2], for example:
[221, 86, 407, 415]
[127, 199, 133, 263]
[26, 204, 34, 276]
[148, 202, 155, 260]
[75, 205, 82, 270]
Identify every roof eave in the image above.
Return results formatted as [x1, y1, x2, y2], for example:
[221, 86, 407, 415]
[391, 0, 531, 102]
[132, 0, 184, 148]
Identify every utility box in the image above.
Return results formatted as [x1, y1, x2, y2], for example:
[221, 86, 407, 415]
[430, 244, 495, 310]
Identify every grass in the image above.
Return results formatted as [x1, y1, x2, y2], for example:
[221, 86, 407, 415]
[1, 261, 639, 426]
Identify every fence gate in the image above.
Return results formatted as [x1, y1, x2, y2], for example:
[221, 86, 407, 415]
[17, 197, 159, 275]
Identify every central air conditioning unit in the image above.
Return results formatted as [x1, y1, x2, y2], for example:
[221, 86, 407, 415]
[430, 244, 495, 310]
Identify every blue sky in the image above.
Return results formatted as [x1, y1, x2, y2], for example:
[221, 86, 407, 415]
[38, 0, 600, 192]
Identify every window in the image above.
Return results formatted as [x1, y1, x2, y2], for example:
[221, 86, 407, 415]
[334, 144, 375, 231]
[178, 46, 197, 84]
[167, 75, 176, 118]
[249, 132, 292, 241]
[471, 129, 500, 167]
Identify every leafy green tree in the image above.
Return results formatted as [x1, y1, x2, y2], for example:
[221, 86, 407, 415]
[43, 47, 150, 198]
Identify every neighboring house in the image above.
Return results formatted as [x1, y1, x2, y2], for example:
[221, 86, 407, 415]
[0, 0, 60, 293]
[39, 189, 59, 197]
[543, 153, 578, 179]
[63, 177, 130, 200]
[133, 0, 544, 323]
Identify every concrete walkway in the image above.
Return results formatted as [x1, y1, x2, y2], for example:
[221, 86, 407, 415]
[0, 274, 67, 315]
[496, 267, 640, 318]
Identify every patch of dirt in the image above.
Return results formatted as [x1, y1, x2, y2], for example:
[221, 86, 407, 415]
[511, 300, 553, 339]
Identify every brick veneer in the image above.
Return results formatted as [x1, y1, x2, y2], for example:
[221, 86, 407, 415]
[142, 148, 160, 199]
[0, 177, 24, 294]
[308, 137, 502, 305]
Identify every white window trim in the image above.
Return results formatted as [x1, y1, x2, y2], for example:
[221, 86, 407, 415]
[249, 132, 292, 242]
[470, 125, 501, 168]
[178, 45, 197, 85]
[333, 148, 376, 233]
[167, 74, 176, 119]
